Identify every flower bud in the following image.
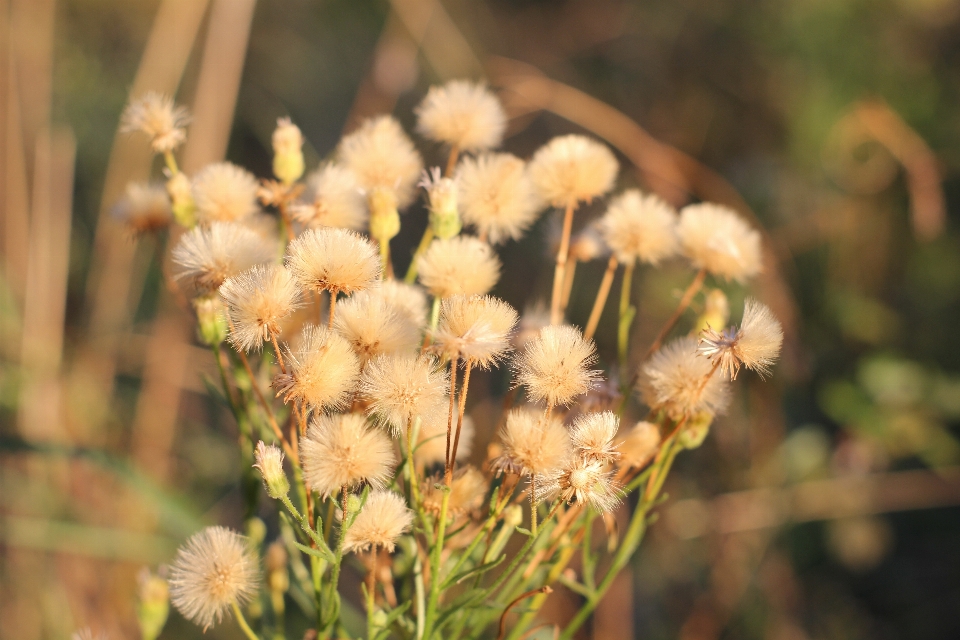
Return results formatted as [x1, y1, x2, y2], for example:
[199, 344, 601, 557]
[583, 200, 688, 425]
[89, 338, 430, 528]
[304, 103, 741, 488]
[368, 187, 401, 242]
[695, 288, 729, 335]
[265, 540, 289, 595]
[502, 504, 523, 528]
[426, 176, 461, 240]
[272, 118, 305, 185]
[253, 441, 290, 499]
[678, 411, 713, 450]
[165, 171, 196, 228]
[346, 493, 363, 516]
[136, 569, 170, 640]
[193, 295, 227, 346]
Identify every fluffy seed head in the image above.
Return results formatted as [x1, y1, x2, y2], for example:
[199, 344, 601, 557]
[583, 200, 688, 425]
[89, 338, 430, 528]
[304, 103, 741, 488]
[172, 222, 276, 294]
[640, 336, 730, 420]
[301, 413, 396, 498]
[112, 182, 172, 234]
[570, 411, 620, 464]
[334, 288, 421, 365]
[343, 490, 413, 554]
[219, 265, 302, 352]
[423, 466, 487, 515]
[274, 324, 360, 411]
[618, 421, 661, 468]
[285, 228, 380, 296]
[378, 280, 429, 328]
[120, 92, 189, 153]
[432, 294, 518, 368]
[168, 526, 258, 630]
[698, 298, 783, 380]
[528, 134, 618, 207]
[72, 630, 108, 640]
[493, 408, 571, 477]
[291, 163, 367, 231]
[677, 203, 762, 282]
[192, 162, 260, 223]
[253, 441, 289, 499]
[514, 325, 601, 408]
[599, 189, 679, 265]
[542, 458, 622, 513]
[456, 153, 544, 244]
[360, 353, 449, 436]
[416, 412, 474, 467]
[338, 115, 424, 208]
[417, 236, 501, 299]
[568, 223, 608, 262]
[416, 80, 506, 151]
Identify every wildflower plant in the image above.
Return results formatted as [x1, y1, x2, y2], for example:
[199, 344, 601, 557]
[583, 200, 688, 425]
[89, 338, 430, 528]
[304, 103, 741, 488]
[117, 78, 784, 640]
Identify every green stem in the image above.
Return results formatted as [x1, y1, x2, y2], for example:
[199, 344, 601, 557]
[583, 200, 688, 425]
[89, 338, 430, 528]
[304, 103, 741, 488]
[163, 150, 179, 175]
[617, 261, 636, 373]
[422, 488, 451, 638]
[404, 226, 435, 283]
[231, 600, 260, 640]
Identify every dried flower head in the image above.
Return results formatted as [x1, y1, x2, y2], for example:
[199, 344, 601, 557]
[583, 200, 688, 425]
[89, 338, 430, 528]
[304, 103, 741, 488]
[172, 222, 276, 294]
[272, 117, 304, 185]
[542, 458, 622, 513]
[343, 490, 413, 554]
[112, 182, 172, 234]
[338, 115, 424, 208]
[253, 441, 289, 499]
[433, 294, 518, 368]
[618, 421, 661, 468]
[514, 325, 601, 408]
[120, 92, 189, 153]
[301, 413, 396, 498]
[219, 264, 302, 352]
[423, 466, 487, 515]
[291, 163, 367, 231]
[168, 526, 258, 630]
[528, 134, 618, 207]
[456, 153, 543, 244]
[192, 162, 260, 223]
[417, 236, 501, 299]
[360, 353, 449, 436]
[416, 80, 506, 151]
[640, 336, 730, 419]
[71, 629, 108, 640]
[493, 408, 571, 477]
[274, 324, 360, 411]
[286, 227, 381, 297]
[333, 288, 421, 365]
[677, 203, 762, 282]
[698, 298, 783, 379]
[378, 280, 429, 328]
[568, 223, 607, 262]
[416, 412, 474, 466]
[570, 411, 620, 464]
[599, 189, 679, 265]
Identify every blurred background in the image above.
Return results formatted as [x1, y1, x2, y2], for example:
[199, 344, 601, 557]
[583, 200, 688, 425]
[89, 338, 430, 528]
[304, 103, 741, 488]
[3, 0, 960, 638]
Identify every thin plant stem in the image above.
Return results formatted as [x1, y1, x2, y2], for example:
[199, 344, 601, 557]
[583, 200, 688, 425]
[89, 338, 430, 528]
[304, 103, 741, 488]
[366, 549, 378, 640]
[643, 267, 707, 361]
[497, 587, 553, 640]
[327, 291, 337, 329]
[422, 488, 451, 639]
[444, 357, 458, 484]
[163, 150, 179, 175]
[231, 600, 260, 640]
[560, 258, 577, 316]
[617, 261, 636, 371]
[422, 296, 442, 352]
[444, 144, 460, 176]
[380, 239, 391, 279]
[404, 226, 435, 283]
[584, 255, 619, 341]
[270, 331, 287, 374]
[530, 475, 538, 536]
[449, 361, 473, 478]
[278, 200, 295, 243]
[550, 202, 577, 325]
[234, 347, 294, 460]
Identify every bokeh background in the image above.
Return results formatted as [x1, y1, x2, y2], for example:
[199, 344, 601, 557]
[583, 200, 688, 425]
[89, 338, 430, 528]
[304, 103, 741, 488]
[3, 0, 960, 638]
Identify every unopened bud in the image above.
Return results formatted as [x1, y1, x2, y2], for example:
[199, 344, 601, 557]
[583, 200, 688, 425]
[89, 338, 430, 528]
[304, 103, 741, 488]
[425, 173, 461, 240]
[165, 171, 195, 228]
[136, 569, 169, 640]
[193, 295, 227, 346]
[678, 411, 713, 450]
[272, 118, 305, 185]
[695, 289, 729, 335]
[254, 441, 290, 499]
[503, 504, 523, 528]
[368, 187, 401, 242]
[346, 493, 363, 516]
[266, 540, 290, 595]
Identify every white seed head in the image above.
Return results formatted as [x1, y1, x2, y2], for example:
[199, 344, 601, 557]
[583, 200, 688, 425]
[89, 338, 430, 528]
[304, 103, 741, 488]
[544, 458, 622, 513]
[219, 264, 302, 352]
[192, 162, 260, 223]
[168, 526, 259, 630]
[291, 163, 368, 231]
[677, 203, 762, 282]
[599, 189, 679, 265]
[274, 324, 360, 411]
[493, 408, 571, 477]
[417, 236, 501, 299]
[698, 298, 783, 379]
[285, 227, 381, 296]
[514, 325, 601, 408]
[301, 413, 397, 498]
[618, 421, 661, 468]
[640, 336, 730, 420]
[377, 280, 429, 328]
[528, 134, 618, 207]
[253, 441, 289, 499]
[415, 411, 474, 467]
[360, 353, 449, 436]
[343, 490, 413, 554]
[338, 115, 424, 208]
[172, 221, 276, 294]
[120, 92, 190, 153]
[456, 152, 544, 244]
[334, 288, 421, 365]
[568, 223, 608, 262]
[416, 80, 506, 151]
[570, 411, 620, 464]
[433, 294, 518, 368]
[112, 181, 172, 233]
[423, 466, 487, 515]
